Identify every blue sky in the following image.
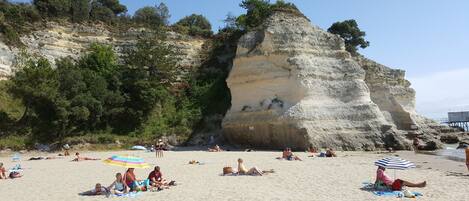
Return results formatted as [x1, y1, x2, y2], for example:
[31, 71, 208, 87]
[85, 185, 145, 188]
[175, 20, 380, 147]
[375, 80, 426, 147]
[12, 0, 469, 119]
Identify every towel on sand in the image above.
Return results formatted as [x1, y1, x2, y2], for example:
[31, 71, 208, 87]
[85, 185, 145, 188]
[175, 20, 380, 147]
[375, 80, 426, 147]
[362, 182, 422, 197]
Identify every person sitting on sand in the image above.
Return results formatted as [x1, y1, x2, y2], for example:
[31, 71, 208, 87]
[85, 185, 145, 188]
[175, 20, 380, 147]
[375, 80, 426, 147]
[79, 183, 108, 196]
[325, 148, 337, 157]
[375, 166, 426, 191]
[72, 152, 100, 161]
[124, 168, 148, 191]
[108, 173, 127, 195]
[0, 163, 7, 179]
[148, 166, 166, 188]
[237, 158, 274, 176]
[208, 144, 224, 152]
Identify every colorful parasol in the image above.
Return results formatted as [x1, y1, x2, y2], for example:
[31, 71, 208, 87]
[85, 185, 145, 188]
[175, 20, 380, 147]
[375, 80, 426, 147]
[103, 155, 150, 169]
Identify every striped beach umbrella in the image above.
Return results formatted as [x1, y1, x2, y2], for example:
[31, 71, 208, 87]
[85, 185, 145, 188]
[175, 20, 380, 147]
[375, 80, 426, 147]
[374, 157, 416, 170]
[103, 155, 150, 169]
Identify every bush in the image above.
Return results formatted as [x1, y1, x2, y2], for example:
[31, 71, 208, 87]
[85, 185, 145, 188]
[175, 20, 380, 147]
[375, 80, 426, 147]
[33, 0, 71, 18]
[133, 3, 170, 28]
[327, 19, 370, 55]
[175, 14, 213, 37]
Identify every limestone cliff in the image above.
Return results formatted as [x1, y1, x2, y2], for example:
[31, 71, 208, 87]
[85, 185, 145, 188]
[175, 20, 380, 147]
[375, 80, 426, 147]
[0, 21, 207, 79]
[222, 11, 453, 150]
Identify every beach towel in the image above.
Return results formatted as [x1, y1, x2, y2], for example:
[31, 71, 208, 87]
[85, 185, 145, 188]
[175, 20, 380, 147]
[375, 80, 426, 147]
[114, 192, 142, 198]
[362, 182, 423, 197]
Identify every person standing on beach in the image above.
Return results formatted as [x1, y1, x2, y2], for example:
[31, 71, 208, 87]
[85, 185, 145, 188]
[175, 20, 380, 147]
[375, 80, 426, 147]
[155, 139, 164, 158]
[466, 146, 469, 171]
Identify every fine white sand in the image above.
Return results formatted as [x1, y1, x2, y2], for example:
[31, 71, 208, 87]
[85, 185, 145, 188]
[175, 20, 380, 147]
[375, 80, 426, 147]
[0, 150, 468, 201]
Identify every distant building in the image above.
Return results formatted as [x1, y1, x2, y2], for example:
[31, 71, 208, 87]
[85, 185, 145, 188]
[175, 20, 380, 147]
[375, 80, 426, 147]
[447, 111, 469, 131]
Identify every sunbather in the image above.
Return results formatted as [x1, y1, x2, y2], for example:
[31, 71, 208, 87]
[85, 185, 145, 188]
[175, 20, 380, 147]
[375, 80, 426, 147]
[108, 173, 127, 195]
[72, 152, 100, 161]
[375, 166, 426, 191]
[325, 148, 337, 157]
[307, 146, 317, 157]
[237, 158, 274, 176]
[284, 148, 302, 161]
[0, 163, 6, 179]
[124, 168, 147, 191]
[79, 183, 108, 196]
[9, 171, 22, 179]
[208, 144, 224, 152]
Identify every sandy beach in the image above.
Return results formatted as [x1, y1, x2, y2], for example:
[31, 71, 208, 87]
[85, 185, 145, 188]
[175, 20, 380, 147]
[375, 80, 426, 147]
[0, 150, 468, 201]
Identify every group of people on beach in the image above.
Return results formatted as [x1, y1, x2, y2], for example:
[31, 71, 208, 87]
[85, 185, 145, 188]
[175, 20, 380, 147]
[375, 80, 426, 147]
[0, 162, 22, 179]
[82, 165, 175, 196]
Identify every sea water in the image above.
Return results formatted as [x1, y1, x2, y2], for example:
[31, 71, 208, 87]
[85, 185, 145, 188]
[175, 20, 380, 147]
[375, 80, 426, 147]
[436, 144, 466, 162]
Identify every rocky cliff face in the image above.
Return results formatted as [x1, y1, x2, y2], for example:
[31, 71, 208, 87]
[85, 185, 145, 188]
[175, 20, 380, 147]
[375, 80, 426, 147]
[222, 11, 452, 150]
[0, 21, 207, 79]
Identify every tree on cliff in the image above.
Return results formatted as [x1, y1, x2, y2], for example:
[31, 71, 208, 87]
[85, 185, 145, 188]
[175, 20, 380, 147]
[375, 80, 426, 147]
[174, 14, 212, 37]
[33, 0, 71, 18]
[71, 0, 90, 23]
[236, 0, 299, 31]
[133, 3, 170, 28]
[327, 19, 370, 55]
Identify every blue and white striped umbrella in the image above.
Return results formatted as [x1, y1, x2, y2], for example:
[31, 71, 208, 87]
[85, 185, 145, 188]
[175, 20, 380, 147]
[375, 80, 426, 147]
[374, 157, 416, 170]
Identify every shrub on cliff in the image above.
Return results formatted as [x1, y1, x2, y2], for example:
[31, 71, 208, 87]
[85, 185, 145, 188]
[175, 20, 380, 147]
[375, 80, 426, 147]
[174, 14, 212, 37]
[236, 0, 299, 31]
[327, 19, 370, 55]
[133, 3, 170, 28]
[33, 0, 71, 18]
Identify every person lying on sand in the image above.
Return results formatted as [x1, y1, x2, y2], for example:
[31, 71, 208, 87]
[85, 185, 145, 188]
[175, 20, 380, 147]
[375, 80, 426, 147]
[108, 173, 127, 195]
[375, 166, 426, 191]
[9, 171, 22, 179]
[237, 158, 274, 176]
[79, 183, 108, 196]
[72, 152, 100, 162]
[208, 144, 224, 152]
[0, 163, 7, 179]
[307, 146, 317, 157]
[278, 148, 302, 161]
[28, 156, 60, 160]
[325, 148, 337, 157]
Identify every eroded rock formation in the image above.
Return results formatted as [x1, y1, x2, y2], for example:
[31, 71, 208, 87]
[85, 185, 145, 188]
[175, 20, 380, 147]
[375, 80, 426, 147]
[0, 21, 206, 79]
[222, 10, 455, 150]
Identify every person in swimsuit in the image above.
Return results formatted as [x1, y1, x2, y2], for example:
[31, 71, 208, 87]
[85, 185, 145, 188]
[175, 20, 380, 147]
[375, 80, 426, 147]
[466, 146, 469, 172]
[208, 144, 224, 152]
[237, 158, 274, 176]
[375, 166, 426, 191]
[108, 173, 127, 195]
[325, 148, 337, 157]
[72, 152, 100, 161]
[124, 168, 145, 191]
[79, 183, 108, 196]
[0, 163, 7, 179]
[285, 148, 302, 161]
[413, 137, 421, 152]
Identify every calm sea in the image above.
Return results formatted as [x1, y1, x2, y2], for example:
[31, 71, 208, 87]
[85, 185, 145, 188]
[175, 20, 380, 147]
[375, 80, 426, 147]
[436, 144, 466, 161]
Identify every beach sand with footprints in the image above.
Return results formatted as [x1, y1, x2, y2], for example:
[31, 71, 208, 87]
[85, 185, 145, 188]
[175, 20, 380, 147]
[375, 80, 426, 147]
[0, 150, 468, 201]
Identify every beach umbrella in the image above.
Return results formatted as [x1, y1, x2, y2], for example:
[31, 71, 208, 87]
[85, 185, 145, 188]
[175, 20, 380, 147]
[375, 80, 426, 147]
[103, 155, 150, 169]
[375, 157, 416, 179]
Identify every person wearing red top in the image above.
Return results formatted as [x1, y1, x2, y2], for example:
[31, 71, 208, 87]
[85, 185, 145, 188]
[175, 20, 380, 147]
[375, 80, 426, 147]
[375, 166, 426, 190]
[148, 166, 166, 187]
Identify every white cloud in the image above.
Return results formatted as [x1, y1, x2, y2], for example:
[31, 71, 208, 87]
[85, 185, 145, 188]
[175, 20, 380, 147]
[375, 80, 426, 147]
[408, 68, 469, 120]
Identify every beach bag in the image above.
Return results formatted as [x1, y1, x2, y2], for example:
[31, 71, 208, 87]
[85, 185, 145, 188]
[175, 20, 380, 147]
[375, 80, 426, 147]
[223, 166, 233, 175]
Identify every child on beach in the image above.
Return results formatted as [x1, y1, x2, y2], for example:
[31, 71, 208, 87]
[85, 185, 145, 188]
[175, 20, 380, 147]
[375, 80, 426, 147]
[108, 173, 127, 195]
[79, 183, 108, 196]
[375, 166, 426, 190]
